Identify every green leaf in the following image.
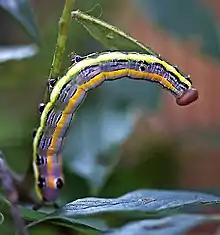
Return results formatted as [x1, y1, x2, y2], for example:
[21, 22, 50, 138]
[0, 0, 39, 41]
[104, 214, 216, 235]
[72, 10, 158, 56]
[0, 44, 38, 63]
[23, 189, 220, 233]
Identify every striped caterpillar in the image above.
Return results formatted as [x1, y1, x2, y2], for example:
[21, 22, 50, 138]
[32, 51, 198, 209]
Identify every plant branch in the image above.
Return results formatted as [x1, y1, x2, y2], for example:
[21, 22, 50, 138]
[20, 0, 75, 201]
[44, 0, 75, 102]
[0, 152, 28, 235]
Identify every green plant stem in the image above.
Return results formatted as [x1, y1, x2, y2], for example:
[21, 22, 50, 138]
[21, 0, 75, 197]
[44, 0, 75, 103]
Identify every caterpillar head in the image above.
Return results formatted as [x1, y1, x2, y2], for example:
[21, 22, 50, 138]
[33, 155, 64, 209]
[37, 175, 64, 202]
[33, 175, 64, 210]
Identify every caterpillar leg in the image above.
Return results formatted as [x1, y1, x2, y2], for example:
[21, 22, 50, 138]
[69, 51, 101, 67]
[54, 202, 60, 209]
[32, 202, 60, 211]
[38, 103, 46, 114]
[47, 77, 60, 91]
[32, 203, 42, 211]
[69, 52, 85, 66]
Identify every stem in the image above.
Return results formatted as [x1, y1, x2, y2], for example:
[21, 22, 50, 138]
[0, 153, 28, 235]
[21, 0, 75, 198]
[44, 0, 75, 103]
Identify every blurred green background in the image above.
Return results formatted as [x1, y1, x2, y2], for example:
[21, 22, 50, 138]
[1, 0, 220, 234]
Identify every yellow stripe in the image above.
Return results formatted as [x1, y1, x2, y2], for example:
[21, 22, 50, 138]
[50, 52, 191, 103]
[80, 69, 175, 92]
[40, 87, 83, 191]
[33, 102, 54, 200]
[47, 88, 85, 155]
[47, 176, 55, 188]
[47, 155, 53, 176]
[33, 51, 191, 200]
[47, 69, 176, 163]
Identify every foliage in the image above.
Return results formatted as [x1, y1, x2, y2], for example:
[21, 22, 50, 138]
[0, 0, 219, 235]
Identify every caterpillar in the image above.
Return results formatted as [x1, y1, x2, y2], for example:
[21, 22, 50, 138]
[32, 50, 198, 208]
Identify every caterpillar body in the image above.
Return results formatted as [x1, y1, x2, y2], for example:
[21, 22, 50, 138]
[33, 51, 198, 207]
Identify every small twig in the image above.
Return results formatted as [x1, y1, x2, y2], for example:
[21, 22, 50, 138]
[0, 152, 28, 235]
[45, 0, 75, 102]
